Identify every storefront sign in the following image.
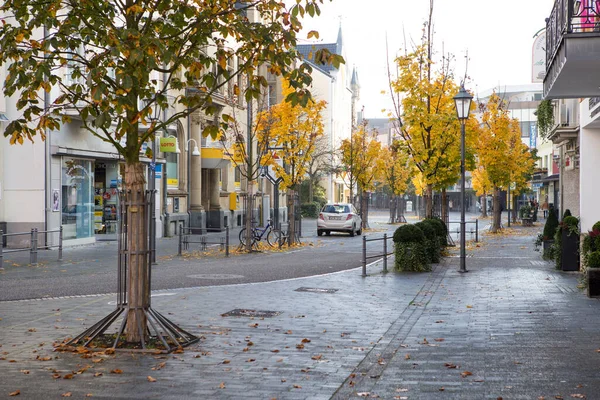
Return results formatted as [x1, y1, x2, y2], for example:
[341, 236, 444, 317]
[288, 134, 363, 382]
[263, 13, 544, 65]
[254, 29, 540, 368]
[160, 137, 178, 153]
[167, 178, 178, 186]
[155, 164, 162, 179]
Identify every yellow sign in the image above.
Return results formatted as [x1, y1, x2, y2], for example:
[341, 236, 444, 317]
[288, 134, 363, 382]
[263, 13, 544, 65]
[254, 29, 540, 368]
[167, 178, 179, 186]
[159, 137, 178, 153]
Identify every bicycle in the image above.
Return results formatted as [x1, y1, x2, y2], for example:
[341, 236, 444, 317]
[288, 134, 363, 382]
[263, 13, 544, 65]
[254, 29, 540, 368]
[239, 219, 284, 247]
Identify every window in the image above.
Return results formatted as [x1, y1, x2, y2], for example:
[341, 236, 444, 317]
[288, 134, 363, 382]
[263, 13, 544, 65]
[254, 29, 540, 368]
[61, 159, 94, 240]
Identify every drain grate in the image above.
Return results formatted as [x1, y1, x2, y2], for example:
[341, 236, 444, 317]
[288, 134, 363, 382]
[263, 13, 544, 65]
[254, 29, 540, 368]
[221, 309, 281, 318]
[295, 287, 339, 294]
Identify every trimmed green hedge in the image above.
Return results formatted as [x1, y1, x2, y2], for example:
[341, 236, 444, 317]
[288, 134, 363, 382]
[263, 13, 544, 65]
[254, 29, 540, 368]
[424, 218, 447, 247]
[393, 224, 424, 243]
[393, 224, 430, 272]
[542, 206, 559, 240]
[415, 221, 440, 263]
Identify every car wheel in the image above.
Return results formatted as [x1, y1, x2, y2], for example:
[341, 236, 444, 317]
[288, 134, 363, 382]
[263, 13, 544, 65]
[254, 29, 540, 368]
[350, 226, 355, 237]
[326, 231, 331, 236]
[317, 229, 323, 237]
[357, 227, 362, 235]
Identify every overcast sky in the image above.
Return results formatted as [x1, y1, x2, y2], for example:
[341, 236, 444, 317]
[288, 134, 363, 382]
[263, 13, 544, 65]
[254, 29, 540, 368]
[298, 0, 553, 118]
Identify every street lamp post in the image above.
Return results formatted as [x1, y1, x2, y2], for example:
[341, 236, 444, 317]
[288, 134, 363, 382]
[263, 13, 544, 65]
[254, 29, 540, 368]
[453, 85, 473, 273]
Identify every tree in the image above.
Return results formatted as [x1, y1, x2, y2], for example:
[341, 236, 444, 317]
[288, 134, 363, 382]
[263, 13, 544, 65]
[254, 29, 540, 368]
[380, 139, 411, 223]
[304, 132, 334, 204]
[389, 0, 465, 219]
[340, 124, 384, 228]
[472, 165, 492, 218]
[257, 81, 326, 244]
[477, 93, 536, 232]
[0, 0, 341, 344]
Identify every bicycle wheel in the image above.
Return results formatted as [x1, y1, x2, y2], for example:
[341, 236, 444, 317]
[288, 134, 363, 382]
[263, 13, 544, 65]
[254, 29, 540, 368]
[239, 228, 256, 247]
[267, 229, 282, 247]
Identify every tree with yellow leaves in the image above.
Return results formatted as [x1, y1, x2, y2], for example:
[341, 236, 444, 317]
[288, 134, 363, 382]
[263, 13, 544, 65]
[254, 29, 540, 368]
[340, 123, 384, 228]
[472, 165, 492, 218]
[258, 81, 327, 244]
[477, 93, 536, 232]
[381, 140, 411, 222]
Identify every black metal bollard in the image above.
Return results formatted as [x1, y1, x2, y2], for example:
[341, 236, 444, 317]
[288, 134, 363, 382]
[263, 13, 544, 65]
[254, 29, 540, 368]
[225, 226, 230, 257]
[58, 226, 63, 261]
[475, 219, 479, 242]
[30, 228, 38, 266]
[178, 225, 183, 256]
[383, 233, 388, 273]
[0, 229, 3, 263]
[362, 235, 367, 277]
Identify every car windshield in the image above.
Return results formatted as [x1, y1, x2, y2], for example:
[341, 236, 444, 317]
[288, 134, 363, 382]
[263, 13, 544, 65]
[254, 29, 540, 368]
[323, 205, 350, 214]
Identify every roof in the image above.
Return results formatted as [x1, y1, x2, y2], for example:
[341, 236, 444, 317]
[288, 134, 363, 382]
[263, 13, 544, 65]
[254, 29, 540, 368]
[297, 43, 338, 74]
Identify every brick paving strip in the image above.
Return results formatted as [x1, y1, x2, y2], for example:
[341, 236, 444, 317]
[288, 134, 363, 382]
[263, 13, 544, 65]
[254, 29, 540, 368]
[331, 263, 447, 399]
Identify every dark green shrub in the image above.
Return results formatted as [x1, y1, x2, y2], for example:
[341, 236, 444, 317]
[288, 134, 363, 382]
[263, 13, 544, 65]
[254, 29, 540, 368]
[563, 209, 572, 218]
[393, 224, 425, 243]
[519, 204, 532, 219]
[394, 241, 430, 272]
[593, 221, 600, 232]
[542, 206, 559, 240]
[300, 202, 320, 218]
[588, 251, 600, 268]
[416, 221, 440, 263]
[424, 218, 447, 246]
[562, 216, 579, 236]
[393, 224, 430, 272]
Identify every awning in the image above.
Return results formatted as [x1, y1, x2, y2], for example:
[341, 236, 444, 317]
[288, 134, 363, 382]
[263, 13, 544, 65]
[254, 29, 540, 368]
[542, 174, 559, 182]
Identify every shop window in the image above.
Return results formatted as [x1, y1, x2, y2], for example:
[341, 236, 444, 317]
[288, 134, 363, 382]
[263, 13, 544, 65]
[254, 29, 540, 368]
[61, 159, 94, 240]
[166, 150, 179, 188]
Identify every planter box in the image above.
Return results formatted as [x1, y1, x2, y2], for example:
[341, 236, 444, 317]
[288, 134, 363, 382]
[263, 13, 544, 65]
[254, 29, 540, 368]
[561, 230, 580, 272]
[588, 268, 600, 297]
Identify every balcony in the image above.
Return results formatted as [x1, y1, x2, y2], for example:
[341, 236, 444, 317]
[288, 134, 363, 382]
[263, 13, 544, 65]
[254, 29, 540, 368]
[544, 0, 600, 99]
[548, 99, 580, 144]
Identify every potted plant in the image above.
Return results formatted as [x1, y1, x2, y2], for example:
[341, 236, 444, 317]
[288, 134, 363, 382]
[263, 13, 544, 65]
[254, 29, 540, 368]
[555, 215, 580, 271]
[393, 224, 430, 272]
[416, 221, 440, 264]
[537, 205, 558, 259]
[583, 222, 600, 297]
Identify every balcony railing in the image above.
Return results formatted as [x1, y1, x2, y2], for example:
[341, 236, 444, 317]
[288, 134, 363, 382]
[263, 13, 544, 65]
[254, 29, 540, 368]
[546, 0, 600, 73]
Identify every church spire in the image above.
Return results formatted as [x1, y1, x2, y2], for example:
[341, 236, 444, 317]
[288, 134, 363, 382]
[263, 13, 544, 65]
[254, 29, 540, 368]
[336, 20, 343, 55]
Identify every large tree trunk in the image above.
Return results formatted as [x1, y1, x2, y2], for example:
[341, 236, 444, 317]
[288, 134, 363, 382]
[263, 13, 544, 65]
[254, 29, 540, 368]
[362, 191, 369, 229]
[490, 186, 502, 233]
[245, 183, 254, 252]
[389, 196, 396, 223]
[425, 184, 433, 219]
[511, 193, 518, 223]
[124, 162, 149, 343]
[308, 179, 314, 203]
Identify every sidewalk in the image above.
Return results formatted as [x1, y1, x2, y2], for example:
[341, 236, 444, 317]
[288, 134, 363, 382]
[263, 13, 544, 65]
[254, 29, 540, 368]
[3, 223, 600, 399]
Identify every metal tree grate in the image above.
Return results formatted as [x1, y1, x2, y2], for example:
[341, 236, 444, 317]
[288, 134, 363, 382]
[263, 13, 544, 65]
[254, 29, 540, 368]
[65, 190, 198, 353]
[221, 309, 282, 318]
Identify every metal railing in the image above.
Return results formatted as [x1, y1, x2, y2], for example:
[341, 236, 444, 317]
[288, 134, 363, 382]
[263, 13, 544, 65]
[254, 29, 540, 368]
[0, 227, 63, 265]
[447, 220, 479, 242]
[178, 225, 230, 257]
[361, 234, 393, 277]
[546, 0, 600, 75]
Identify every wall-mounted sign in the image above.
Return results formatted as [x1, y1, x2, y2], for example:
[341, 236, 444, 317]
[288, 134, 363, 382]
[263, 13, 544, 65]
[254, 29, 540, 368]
[160, 137, 178, 153]
[532, 29, 546, 83]
[167, 178, 178, 186]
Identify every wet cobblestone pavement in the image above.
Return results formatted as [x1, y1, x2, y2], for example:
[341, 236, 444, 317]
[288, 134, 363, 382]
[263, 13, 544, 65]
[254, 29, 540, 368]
[2, 226, 600, 399]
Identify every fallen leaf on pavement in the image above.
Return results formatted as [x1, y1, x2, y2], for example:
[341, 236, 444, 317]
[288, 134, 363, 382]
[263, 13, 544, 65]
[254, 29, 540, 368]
[63, 373, 74, 379]
[94, 372, 102, 377]
[61, 393, 72, 397]
[461, 371, 473, 378]
[311, 354, 322, 360]
[271, 350, 279, 353]
[420, 338, 429, 345]
[293, 384, 302, 389]
[222, 360, 230, 364]
[570, 395, 586, 399]
[151, 362, 166, 371]
[9, 390, 20, 396]
[147, 376, 156, 382]
[110, 369, 123, 374]
[301, 338, 311, 343]
[434, 338, 445, 342]
[20, 370, 29, 375]
[405, 354, 411, 360]
[219, 382, 225, 389]
[246, 358, 255, 362]
[284, 330, 292, 334]
[466, 305, 473, 309]
[296, 344, 304, 350]
[445, 363, 458, 369]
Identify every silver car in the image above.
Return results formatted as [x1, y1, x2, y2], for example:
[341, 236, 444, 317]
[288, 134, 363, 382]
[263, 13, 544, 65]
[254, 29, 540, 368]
[317, 203, 362, 237]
